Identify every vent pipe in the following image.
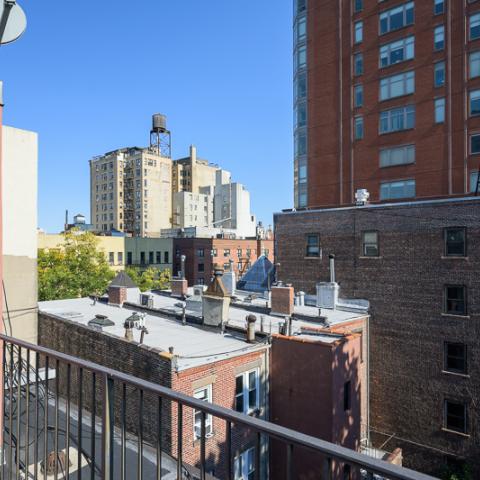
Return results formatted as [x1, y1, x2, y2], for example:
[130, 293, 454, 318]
[329, 254, 336, 283]
[246, 314, 257, 343]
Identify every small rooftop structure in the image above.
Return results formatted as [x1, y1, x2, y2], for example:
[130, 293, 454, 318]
[110, 271, 137, 289]
[237, 255, 275, 293]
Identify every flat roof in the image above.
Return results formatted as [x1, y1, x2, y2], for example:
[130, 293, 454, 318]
[145, 289, 366, 336]
[39, 298, 267, 371]
[276, 195, 480, 217]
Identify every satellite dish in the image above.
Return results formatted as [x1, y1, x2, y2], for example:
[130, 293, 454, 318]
[0, 1, 27, 45]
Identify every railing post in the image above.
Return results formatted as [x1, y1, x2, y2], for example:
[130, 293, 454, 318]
[102, 374, 114, 480]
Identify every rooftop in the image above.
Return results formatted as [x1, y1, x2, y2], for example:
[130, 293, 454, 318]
[38, 298, 267, 371]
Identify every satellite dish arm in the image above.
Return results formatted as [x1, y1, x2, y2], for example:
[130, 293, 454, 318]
[0, 1, 15, 44]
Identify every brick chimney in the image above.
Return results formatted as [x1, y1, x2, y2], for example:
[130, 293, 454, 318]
[271, 284, 294, 316]
[109, 286, 127, 307]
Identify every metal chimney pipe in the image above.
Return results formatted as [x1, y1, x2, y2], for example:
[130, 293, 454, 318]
[180, 255, 186, 280]
[246, 314, 257, 343]
[329, 254, 335, 283]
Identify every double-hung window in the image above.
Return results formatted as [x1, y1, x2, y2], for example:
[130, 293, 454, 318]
[444, 400, 467, 434]
[235, 369, 260, 414]
[470, 13, 480, 40]
[435, 98, 446, 123]
[379, 36, 414, 67]
[234, 448, 255, 480]
[469, 51, 480, 78]
[434, 61, 445, 87]
[434, 25, 445, 50]
[305, 234, 320, 257]
[444, 227, 466, 257]
[380, 145, 415, 167]
[444, 285, 467, 315]
[380, 71, 415, 100]
[193, 385, 213, 440]
[379, 105, 415, 133]
[355, 116, 364, 139]
[354, 21, 363, 43]
[362, 231, 379, 257]
[379, 2, 414, 34]
[469, 90, 480, 116]
[354, 84, 364, 107]
[354, 53, 364, 76]
[444, 343, 467, 375]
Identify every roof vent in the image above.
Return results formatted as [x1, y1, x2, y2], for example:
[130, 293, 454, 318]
[88, 314, 115, 329]
[355, 189, 370, 206]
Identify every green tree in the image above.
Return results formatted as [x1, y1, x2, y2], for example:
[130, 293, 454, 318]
[125, 267, 171, 292]
[441, 464, 472, 480]
[38, 230, 115, 301]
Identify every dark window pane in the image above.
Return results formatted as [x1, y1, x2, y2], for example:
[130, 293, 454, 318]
[445, 228, 466, 256]
[471, 135, 480, 154]
[235, 395, 244, 413]
[445, 286, 466, 315]
[445, 401, 467, 433]
[235, 376, 243, 395]
[445, 343, 467, 373]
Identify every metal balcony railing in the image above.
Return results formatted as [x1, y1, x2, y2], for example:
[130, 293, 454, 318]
[0, 334, 438, 480]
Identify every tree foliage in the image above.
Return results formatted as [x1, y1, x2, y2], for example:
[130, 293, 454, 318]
[125, 267, 171, 292]
[441, 464, 472, 480]
[38, 230, 115, 301]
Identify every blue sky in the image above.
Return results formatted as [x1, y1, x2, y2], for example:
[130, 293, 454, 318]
[1, 1, 293, 232]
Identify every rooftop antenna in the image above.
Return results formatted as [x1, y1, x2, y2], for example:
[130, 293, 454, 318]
[150, 113, 171, 158]
[0, 1, 27, 45]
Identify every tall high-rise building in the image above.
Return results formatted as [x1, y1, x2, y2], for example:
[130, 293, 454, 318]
[294, 0, 480, 209]
[90, 147, 172, 237]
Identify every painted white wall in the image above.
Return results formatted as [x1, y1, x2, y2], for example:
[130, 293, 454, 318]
[2, 126, 38, 259]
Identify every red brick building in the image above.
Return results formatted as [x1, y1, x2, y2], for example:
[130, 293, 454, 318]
[173, 237, 274, 286]
[294, 0, 480, 208]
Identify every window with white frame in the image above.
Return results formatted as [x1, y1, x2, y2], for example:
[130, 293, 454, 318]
[235, 369, 260, 414]
[193, 385, 213, 440]
[379, 2, 414, 35]
[470, 13, 480, 40]
[380, 36, 414, 67]
[434, 25, 445, 50]
[435, 97, 446, 123]
[469, 51, 480, 78]
[380, 144, 415, 167]
[379, 105, 415, 133]
[234, 448, 255, 480]
[380, 179, 416, 200]
[380, 71, 415, 100]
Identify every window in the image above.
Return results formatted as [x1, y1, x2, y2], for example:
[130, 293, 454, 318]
[380, 71, 414, 100]
[108, 252, 114, 265]
[305, 234, 320, 257]
[198, 263, 205, 272]
[470, 170, 479, 192]
[470, 52, 480, 78]
[354, 116, 364, 140]
[234, 448, 255, 480]
[469, 90, 480, 116]
[379, 2, 414, 35]
[211, 248, 217, 257]
[354, 0, 363, 13]
[156, 251, 161, 264]
[362, 231, 379, 256]
[444, 228, 466, 257]
[224, 249, 231, 257]
[117, 252, 123, 265]
[127, 252, 132, 265]
[344, 381, 351, 411]
[380, 144, 415, 167]
[380, 179, 416, 200]
[444, 400, 467, 434]
[434, 61, 445, 87]
[354, 53, 364, 75]
[197, 248, 205, 257]
[379, 105, 415, 133]
[354, 84, 363, 107]
[296, 0, 306, 14]
[434, 0, 444, 15]
[235, 369, 259, 414]
[148, 251, 154, 264]
[435, 98, 446, 123]
[444, 343, 467, 374]
[471, 134, 480, 155]
[470, 13, 480, 40]
[380, 36, 414, 67]
[354, 21, 363, 43]
[296, 44, 307, 69]
[140, 252, 146, 265]
[164, 251, 169, 264]
[193, 385, 213, 440]
[444, 285, 466, 315]
[434, 25, 445, 51]
[295, 16, 306, 44]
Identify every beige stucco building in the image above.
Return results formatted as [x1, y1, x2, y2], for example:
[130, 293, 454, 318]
[90, 147, 172, 237]
[38, 233, 125, 272]
[124, 237, 173, 271]
[2, 125, 38, 344]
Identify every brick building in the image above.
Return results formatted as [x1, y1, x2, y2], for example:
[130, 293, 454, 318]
[38, 298, 269, 479]
[275, 196, 480, 476]
[173, 237, 274, 286]
[294, 0, 480, 208]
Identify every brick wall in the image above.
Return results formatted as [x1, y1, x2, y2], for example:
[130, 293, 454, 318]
[275, 199, 480, 476]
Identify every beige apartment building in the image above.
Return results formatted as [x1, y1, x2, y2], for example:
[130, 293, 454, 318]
[38, 232, 125, 272]
[90, 147, 172, 237]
